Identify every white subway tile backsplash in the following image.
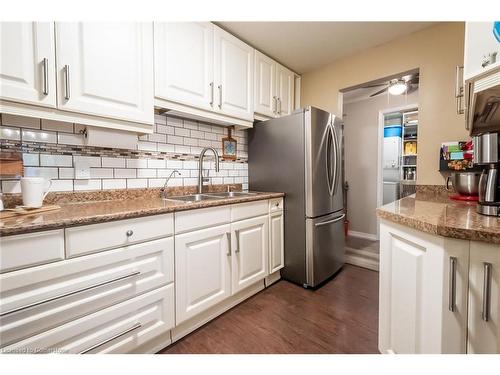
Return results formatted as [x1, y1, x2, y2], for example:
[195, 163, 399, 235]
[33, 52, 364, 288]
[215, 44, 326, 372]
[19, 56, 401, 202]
[74, 156, 101, 167]
[0, 127, 21, 141]
[74, 179, 101, 191]
[147, 159, 166, 169]
[167, 135, 183, 145]
[223, 177, 234, 184]
[137, 141, 157, 151]
[90, 168, 114, 178]
[22, 129, 57, 143]
[156, 125, 168, 134]
[57, 132, 84, 146]
[183, 120, 198, 130]
[24, 167, 59, 179]
[137, 169, 156, 178]
[114, 168, 136, 178]
[22, 153, 39, 166]
[190, 130, 204, 139]
[183, 161, 198, 169]
[51, 180, 74, 191]
[204, 132, 217, 141]
[174, 145, 190, 154]
[40, 154, 73, 167]
[183, 177, 198, 186]
[154, 114, 167, 125]
[198, 124, 212, 132]
[126, 158, 147, 168]
[2, 180, 21, 193]
[102, 179, 126, 190]
[59, 168, 75, 179]
[2, 114, 40, 129]
[166, 117, 183, 127]
[166, 160, 183, 169]
[175, 127, 190, 137]
[157, 143, 175, 153]
[127, 178, 148, 189]
[148, 133, 167, 143]
[148, 178, 167, 188]
[183, 137, 198, 146]
[102, 157, 125, 168]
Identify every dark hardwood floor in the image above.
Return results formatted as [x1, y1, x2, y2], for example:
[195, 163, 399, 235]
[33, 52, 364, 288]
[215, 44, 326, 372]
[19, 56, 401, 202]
[159, 265, 379, 354]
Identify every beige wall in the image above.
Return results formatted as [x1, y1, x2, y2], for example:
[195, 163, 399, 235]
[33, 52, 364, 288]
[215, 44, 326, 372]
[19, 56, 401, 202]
[344, 91, 418, 235]
[301, 22, 467, 185]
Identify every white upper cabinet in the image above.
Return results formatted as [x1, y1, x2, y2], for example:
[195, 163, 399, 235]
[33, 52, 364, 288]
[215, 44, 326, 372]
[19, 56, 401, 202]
[214, 25, 254, 121]
[276, 63, 294, 116]
[254, 50, 276, 118]
[154, 22, 214, 111]
[467, 241, 500, 354]
[254, 50, 295, 118]
[55, 22, 154, 125]
[0, 22, 57, 108]
[464, 22, 500, 80]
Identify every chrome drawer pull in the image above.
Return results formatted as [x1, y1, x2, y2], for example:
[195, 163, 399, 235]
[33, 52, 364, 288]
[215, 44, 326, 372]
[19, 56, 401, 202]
[42, 58, 49, 95]
[64, 64, 70, 100]
[482, 262, 492, 322]
[234, 230, 240, 253]
[80, 322, 142, 354]
[0, 271, 140, 317]
[449, 257, 457, 312]
[126, 230, 134, 237]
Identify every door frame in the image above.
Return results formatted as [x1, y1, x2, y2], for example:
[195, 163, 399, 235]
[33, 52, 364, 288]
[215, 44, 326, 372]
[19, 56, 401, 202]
[376, 103, 418, 237]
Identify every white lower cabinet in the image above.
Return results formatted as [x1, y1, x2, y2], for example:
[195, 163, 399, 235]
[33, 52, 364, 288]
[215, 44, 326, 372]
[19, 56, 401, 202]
[468, 241, 500, 354]
[380, 219, 500, 354]
[175, 224, 231, 324]
[269, 212, 285, 274]
[231, 215, 269, 294]
[2, 285, 174, 354]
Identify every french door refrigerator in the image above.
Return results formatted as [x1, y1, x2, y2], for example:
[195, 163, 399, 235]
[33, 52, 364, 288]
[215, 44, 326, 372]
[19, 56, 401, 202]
[248, 106, 345, 288]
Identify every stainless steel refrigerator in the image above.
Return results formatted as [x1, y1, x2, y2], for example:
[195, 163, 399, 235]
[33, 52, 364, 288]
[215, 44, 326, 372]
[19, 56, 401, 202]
[248, 106, 345, 288]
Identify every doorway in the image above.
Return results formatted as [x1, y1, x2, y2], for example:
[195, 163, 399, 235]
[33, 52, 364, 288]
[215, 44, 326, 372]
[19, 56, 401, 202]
[340, 69, 419, 271]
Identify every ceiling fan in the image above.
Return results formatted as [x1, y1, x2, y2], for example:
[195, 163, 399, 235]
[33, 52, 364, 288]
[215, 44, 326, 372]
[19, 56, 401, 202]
[364, 73, 419, 97]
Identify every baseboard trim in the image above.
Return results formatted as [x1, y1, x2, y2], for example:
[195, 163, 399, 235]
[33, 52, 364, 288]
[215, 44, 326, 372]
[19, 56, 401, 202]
[345, 252, 379, 272]
[265, 270, 281, 287]
[348, 230, 378, 241]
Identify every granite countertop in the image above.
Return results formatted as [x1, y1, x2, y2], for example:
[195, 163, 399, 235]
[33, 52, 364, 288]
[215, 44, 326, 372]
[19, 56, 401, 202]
[377, 189, 500, 244]
[0, 191, 284, 237]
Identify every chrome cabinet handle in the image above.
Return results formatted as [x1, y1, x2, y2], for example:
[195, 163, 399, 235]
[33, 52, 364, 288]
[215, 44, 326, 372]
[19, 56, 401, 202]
[126, 230, 134, 237]
[455, 66, 465, 115]
[209, 82, 214, 107]
[315, 214, 345, 227]
[277, 97, 282, 115]
[226, 232, 231, 256]
[449, 257, 457, 312]
[42, 58, 49, 95]
[218, 84, 222, 109]
[234, 230, 240, 253]
[80, 322, 142, 354]
[482, 262, 492, 322]
[0, 271, 141, 317]
[64, 64, 70, 100]
[272, 96, 277, 115]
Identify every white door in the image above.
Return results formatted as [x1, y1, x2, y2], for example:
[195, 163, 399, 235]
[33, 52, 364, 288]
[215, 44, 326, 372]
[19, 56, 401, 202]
[55, 22, 154, 125]
[269, 212, 284, 274]
[231, 215, 268, 294]
[154, 22, 214, 111]
[175, 224, 231, 324]
[214, 25, 254, 121]
[0, 22, 56, 107]
[254, 50, 276, 117]
[276, 63, 294, 117]
[464, 22, 500, 80]
[468, 241, 500, 353]
[379, 221, 469, 354]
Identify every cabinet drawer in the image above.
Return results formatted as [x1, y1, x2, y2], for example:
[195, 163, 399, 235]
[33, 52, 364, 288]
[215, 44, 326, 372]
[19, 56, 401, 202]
[65, 213, 173, 257]
[175, 206, 230, 234]
[2, 284, 174, 354]
[269, 198, 284, 213]
[231, 200, 269, 222]
[0, 237, 173, 348]
[0, 230, 64, 273]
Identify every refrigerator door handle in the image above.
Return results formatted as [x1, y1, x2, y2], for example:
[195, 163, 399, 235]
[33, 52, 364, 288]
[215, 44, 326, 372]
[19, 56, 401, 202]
[325, 118, 335, 196]
[331, 120, 340, 196]
[315, 213, 346, 227]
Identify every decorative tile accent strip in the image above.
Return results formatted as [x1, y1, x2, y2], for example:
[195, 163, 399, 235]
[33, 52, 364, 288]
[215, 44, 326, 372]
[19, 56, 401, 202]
[0, 113, 249, 193]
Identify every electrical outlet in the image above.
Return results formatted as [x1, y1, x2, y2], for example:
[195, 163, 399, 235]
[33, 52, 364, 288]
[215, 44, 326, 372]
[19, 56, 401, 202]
[74, 162, 90, 179]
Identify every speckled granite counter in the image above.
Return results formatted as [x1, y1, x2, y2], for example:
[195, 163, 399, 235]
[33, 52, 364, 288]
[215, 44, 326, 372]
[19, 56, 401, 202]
[377, 188, 500, 244]
[0, 189, 284, 237]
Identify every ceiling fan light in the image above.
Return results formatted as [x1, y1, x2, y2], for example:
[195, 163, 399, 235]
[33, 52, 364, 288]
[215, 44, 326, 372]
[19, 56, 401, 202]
[388, 81, 407, 95]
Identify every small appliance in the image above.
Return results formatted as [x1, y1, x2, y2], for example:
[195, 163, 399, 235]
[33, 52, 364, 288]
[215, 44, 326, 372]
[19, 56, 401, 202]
[446, 172, 481, 201]
[466, 65, 500, 216]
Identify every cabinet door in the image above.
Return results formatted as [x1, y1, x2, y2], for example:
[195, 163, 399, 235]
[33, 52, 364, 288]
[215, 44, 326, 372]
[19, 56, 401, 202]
[175, 224, 231, 324]
[379, 221, 469, 354]
[269, 212, 284, 274]
[254, 50, 276, 117]
[464, 22, 500, 80]
[154, 22, 214, 111]
[55, 22, 154, 125]
[276, 63, 294, 117]
[0, 22, 56, 107]
[214, 26, 254, 121]
[231, 215, 268, 294]
[468, 241, 500, 354]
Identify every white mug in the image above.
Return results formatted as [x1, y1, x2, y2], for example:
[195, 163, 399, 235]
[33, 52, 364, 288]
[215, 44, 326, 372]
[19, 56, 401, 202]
[21, 177, 52, 208]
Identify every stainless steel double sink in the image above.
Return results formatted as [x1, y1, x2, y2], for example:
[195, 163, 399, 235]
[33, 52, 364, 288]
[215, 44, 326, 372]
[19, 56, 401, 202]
[165, 191, 257, 203]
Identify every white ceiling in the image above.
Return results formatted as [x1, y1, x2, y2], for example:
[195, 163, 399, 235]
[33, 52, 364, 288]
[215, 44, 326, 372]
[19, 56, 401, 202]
[217, 22, 437, 73]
